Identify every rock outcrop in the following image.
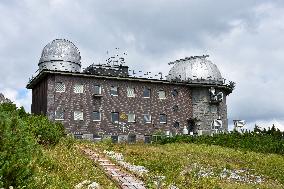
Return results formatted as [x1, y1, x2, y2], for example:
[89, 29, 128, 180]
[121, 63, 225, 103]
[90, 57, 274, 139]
[0, 93, 12, 104]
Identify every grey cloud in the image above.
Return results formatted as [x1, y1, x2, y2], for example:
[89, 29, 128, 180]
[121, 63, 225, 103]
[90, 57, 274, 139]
[0, 0, 283, 129]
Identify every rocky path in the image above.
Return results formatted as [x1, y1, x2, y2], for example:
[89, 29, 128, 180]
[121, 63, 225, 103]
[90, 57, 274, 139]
[78, 146, 146, 189]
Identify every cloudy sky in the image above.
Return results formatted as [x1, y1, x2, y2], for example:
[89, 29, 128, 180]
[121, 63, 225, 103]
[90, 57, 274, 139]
[0, 0, 283, 130]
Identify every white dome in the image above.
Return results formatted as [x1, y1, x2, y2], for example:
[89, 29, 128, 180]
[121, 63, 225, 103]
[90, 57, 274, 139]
[38, 39, 81, 72]
[167, 56, 223, 83]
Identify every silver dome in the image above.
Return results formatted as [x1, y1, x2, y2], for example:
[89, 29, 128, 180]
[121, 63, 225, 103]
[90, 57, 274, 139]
[38, 39, 81, 72]
[167, 56, 223, 84]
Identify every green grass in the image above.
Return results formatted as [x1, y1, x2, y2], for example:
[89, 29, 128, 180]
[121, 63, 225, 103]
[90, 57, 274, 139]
[27, 138, 118, 189]
[88, 141, 284, 189]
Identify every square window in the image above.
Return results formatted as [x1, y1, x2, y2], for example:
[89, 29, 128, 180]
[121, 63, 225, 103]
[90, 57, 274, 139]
[127, 87, 135, 97]
[158, 90, 166, 99]
[55, 82, 65, 92]
[110, 86, 118, 96]
[143, 114, 151, 123]
[172, 89, 178, 97]
[74, 111, 83, 120]
[74, 84, 84, 93]
[92, 111, 101, 121]
[159, 114, 167, 123]
[94, 85, 101, 95]
[128, 113, 135, 122]
[210, 105, 218, 113]
[111, 112, 119, 123]
[143, 88, 151, 98]
[55, 109, 64, 120]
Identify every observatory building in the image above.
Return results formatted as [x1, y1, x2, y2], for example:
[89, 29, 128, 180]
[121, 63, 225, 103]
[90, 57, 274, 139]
[27, 39, 234, 142]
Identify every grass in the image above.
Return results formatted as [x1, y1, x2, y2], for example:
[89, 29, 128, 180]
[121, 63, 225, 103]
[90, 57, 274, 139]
[87, 141, 284, 189]
[27, 138, 118, 189]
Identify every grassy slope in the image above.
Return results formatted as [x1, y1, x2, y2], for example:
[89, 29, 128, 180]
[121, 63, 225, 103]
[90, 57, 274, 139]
[28, 139, 118, 189]
[90, 142, 284, 189]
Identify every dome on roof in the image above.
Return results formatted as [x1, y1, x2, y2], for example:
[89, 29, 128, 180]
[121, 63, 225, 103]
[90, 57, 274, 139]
[38, 39, 81, 72]
[167, 56, 223, 84]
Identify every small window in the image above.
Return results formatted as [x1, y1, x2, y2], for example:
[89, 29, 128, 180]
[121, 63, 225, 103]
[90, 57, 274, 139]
[173, 105, 179, 112]
[110, 86, 118, 96]
[74, 111, 83, 120]
[94, 85, 101, 95]
[111, 112, 119, 123]
[210, 105, 218, 113]
[143, 114, 151, 123]
[127, 87, 135, 97]
[173, 122, 180, 128]
[159, 114, 167, 123]
[143, 88, 151, 98]
[55, 82, 65, 92]
[158, 90, 166, 99]
[128, 113, 135, 123]
[172, 89, 178, 97]
[74, 84, 84, 93]
[92, 111, 101, 121]
[55, 109, 64, 120]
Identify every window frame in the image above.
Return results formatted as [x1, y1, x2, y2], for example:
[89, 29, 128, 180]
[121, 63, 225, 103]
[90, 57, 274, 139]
[127, 87, 135, 97]
[143, 87, 151, 98]
[127, 113, 136, 123]
[159, 114, 167, 124]
[142, 114, 152, 123]
[172, 89, 178, 97]
[74, 111, 84, 121]
[111, 112, 119, 123]
[158, 90, 166, 99]
[94, 85, 102, 95]
[92, 111, 101, 121]
[74, 84, 84, 94]
[55, 82, 65, 93]
[54, 108, 64, 120]
[110, 86, 118, 96]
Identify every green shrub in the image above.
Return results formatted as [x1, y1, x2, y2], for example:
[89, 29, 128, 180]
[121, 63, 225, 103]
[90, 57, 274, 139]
[158, 128, 284, 155]
[0, 112, 41, 188]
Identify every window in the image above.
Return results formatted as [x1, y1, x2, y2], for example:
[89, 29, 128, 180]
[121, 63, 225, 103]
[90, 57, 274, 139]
[74, 84, 84, 93]
[111, 112, 119, 123]
[127, 87, 135, 97]
[173, 121, 180, 128]
[173, 105, 179, 112]
[92, 111, 101, 121]
[74, 111, 83, 120]
[159, 114, 167, 123]
[172, 89, 178, 97]
[210, 105, 217, 113]
[143, 114, 151, 123]
[94, 85, 101, 95]
[110, 86, 118, 96]
[55, 82, 65, 92]
[143, 88, 151, 98]
[158, 90, 166, 99]
[128, 113, 135, 122]
[55, 109, 64, 120]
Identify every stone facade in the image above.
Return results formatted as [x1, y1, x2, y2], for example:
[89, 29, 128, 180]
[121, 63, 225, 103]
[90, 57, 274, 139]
[43, 72, 193, 136]
[191, 88, 228, 133]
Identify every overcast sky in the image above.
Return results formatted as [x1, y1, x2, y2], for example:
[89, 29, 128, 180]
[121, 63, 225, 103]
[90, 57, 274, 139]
[0, 0, 283, 130]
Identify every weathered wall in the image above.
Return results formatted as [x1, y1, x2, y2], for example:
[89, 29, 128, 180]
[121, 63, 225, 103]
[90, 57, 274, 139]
[46, 74, 193, 136]
[191, 88, 228, 133]
[31, 78, 48, 115]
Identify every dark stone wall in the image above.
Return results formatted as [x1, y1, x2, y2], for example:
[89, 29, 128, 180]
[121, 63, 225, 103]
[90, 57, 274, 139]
[46, 74, 193, 136]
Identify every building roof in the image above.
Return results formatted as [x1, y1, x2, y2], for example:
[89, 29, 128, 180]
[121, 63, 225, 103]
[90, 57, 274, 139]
[26, 69, 234, 94]
[39, 39, 81, 66]
[167, 55, 223, 84]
